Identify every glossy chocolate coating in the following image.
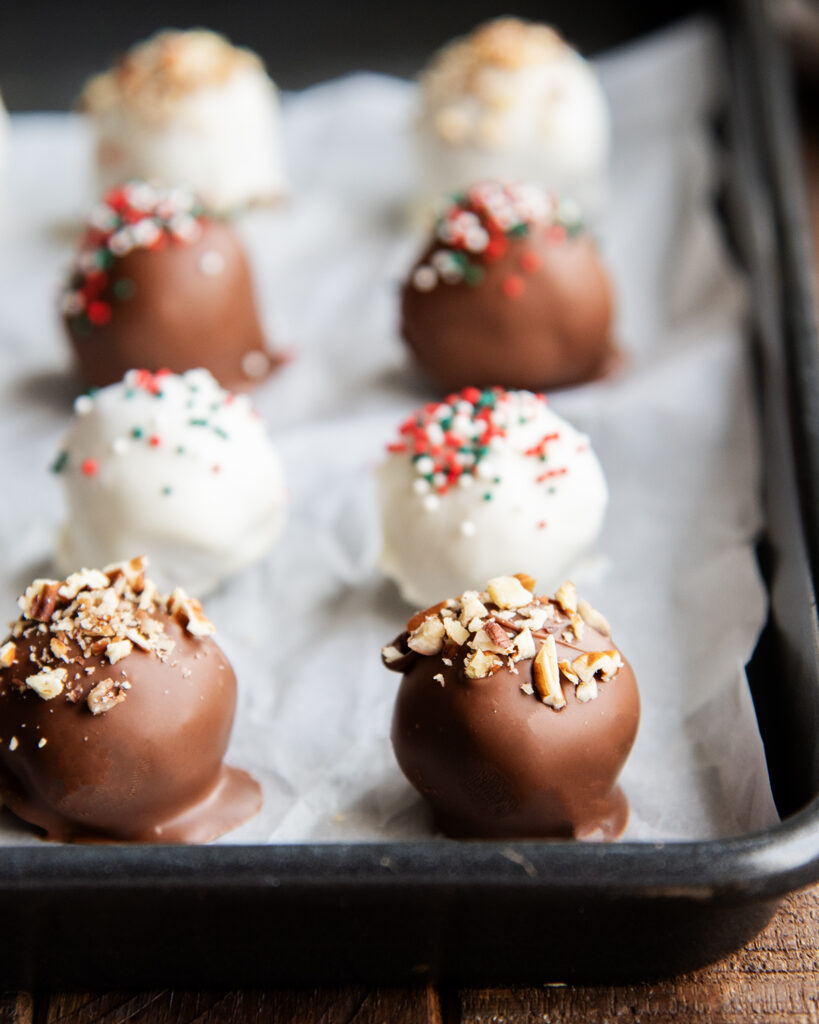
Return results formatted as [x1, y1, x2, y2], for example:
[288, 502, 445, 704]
[387, 618, 639, 840]
[65, 219, 282, 392]
[401, 231, 617, 394]
[0, 612, 261, 843]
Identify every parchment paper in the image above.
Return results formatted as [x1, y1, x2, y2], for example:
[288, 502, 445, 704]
[0, 17, 778, 843]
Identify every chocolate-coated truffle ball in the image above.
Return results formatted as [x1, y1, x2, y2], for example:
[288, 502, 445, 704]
[0, 557, 261, 842]
[378, 387, 608, 608]
[383, 575, 639, 839]
[401, 181, 616, 393]
[416, 19, 610, 222]
[62, 180, 282, 391]
[82, 29, 287, 212]
[53, 367, 286, 597]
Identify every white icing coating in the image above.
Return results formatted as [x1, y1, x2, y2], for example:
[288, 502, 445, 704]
[54, 368, 286, 596]
[416, 19, 610, 222]
[85, 32, 287, 212]
[377, 389, 607, 607]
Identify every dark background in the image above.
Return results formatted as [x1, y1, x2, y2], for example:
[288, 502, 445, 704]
[0, 1, 696, 111]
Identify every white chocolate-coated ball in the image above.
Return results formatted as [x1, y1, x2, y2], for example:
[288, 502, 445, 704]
[378, 388, 607, 607]
[416, 19, 610, 222]
[82, 30, 287, 212]
[54, 368, 286, 595]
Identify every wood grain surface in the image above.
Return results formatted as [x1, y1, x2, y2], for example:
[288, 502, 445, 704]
[1, 885, 815, 1024]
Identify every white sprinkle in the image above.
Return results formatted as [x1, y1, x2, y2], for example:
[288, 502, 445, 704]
[426, 423, 445, 446]
[412, 478, 430, 495]
[423, 494, 440, 512]
[38, 738, 47, 749]
[241, 350, 271, 380]
[412, 266, 437, 291]
[200, 250, 226, 277]
[112, 437, 128, 455]
[108, 228, 134, 257]
[74, 395, 94, 415]
[415, 455, 434, 475]
[8, 737, 17, 752]
[60, 292, 85, 317]
[460, 520, 476, 537]
[459, 473, 475, 488]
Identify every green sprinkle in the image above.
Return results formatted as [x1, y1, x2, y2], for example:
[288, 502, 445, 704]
[50, 451, 68, 474]
[124, 388, 136, 400]
[176, 445, 185, 455]
[113, 277, 136, 301]
[451, 250, 470, 271]
[131, 426, 143, 439]
[189, 418, 209, 427]
[213, 427, 229, 440]
[71, 315, 93, 336]
[94, 249, 114, 270]
[549, 486, 557, 495]
[464, 264, 484, 287]
[483, 492, 493, 502]
[508, 223, 529, 238]
[162, 486, 172, 496]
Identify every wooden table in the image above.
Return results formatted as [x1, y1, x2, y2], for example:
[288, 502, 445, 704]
[1, 884, 816, 1022]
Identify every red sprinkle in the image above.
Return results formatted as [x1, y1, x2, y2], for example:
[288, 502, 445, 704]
[461, 387, 482, 404]
[520, 250, 541, 274]
[134, 369, 168, 395]
[81, 458, 99, 477]
[525, 432, 560, 456]
[484, 233, 508, 262]
[501, 276, 525, 299]
[148, 435, 162, 448]
[547, 224, 567, 245]
[86, 301, 112, 326]
[536, 467, 568, 483]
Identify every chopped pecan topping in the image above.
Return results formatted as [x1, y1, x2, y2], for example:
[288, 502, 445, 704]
[533, 635, 565, 709]
[22, 582, 63, 623]
[487, 575, 534, 610]
[105, 638, 133, 665]
[513, 572, 536, 593]
[578, 598, 611, 637]
[381, 576, 623, 703]
[381, 644, 405, 665]
[407, 617, 446, 656]
[87, 678, 130, 715]
[464, 649, 502, 679]
[50, 637, 70, 663]
[554, 581, 578, 615]
[26, 667, 67, 700]
[406, 601, 447, 634]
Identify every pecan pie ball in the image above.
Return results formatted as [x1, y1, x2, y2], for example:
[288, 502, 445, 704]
[0, 557, 261, 843]
[383, 574, 639, 840]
